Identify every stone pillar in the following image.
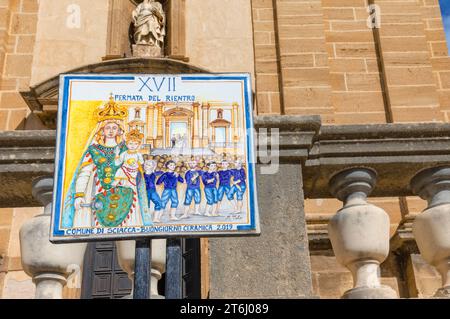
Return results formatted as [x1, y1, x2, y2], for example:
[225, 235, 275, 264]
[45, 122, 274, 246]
[146, 103, 155, 144]
[202, 102, 209, 147]
[19, 177, 87, 299]
[410, 166, 450, 298]
[232, 102, 239, 143]
[192, 102, 200, 147]
[156, 103, 164, 148]
[209, 164, 313, 298]
[116, 239, 167, 299]
[328, 168, 397, 299]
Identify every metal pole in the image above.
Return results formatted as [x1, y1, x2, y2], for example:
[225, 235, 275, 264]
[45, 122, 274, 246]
[165, 238, 183, 299]
[133, 239, 152, 299]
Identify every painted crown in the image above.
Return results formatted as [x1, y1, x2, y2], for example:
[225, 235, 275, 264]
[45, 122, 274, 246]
[96, 94, 128, 122]
[126, 129, 144, 142]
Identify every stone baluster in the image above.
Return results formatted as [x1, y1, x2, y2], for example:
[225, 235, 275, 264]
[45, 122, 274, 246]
[328, 168, 397, 299]
[410, 166, 450, 298]
[19, 177, 87, 299]
[116, 239, 167, 298]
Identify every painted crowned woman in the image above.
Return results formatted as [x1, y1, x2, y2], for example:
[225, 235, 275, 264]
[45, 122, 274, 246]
[62, 96, 152, 229]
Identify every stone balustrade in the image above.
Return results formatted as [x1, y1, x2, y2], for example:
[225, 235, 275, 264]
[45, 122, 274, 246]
[4, 116, 450, 298]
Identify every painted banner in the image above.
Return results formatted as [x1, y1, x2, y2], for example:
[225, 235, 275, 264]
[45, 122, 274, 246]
[50, 73, 259, 242]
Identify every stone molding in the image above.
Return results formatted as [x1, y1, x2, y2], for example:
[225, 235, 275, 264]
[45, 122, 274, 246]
[4, 117, 450, 208]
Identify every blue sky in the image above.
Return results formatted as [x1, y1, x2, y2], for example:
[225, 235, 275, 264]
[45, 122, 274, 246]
[440, 0, 450, 53]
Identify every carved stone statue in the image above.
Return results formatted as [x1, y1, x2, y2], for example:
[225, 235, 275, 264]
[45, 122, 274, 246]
[132, 0, 166, 57]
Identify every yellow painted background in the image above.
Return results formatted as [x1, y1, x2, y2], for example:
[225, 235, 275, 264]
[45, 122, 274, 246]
[63, 100, 104, 197]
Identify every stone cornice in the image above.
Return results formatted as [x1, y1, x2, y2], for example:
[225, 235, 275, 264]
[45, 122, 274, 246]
[3, 117, 450, 207]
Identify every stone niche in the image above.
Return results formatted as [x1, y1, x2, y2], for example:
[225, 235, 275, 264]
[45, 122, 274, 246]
[106, 0, 188, 61]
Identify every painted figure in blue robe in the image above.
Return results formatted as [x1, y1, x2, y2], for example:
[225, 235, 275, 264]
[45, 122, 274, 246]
[201, 162, 219, 217]
[63, 111, 152, 229]
[217, 159, 234, 214]
[143, 159, 163, 222]
[180, 158, 203, 219]
[156, 160, 184, 221]
[229, 159, 247, 215]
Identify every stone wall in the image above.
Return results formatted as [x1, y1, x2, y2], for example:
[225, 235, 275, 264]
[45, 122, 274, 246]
[0, 0, 38, 130]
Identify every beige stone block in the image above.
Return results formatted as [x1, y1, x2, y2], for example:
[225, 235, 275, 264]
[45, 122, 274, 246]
[305, 198, 342, 215]
[0, 272, 5, 297]
[345, 73, 382, 91]
[251, 0, 273, 9]
[284, 106, 335, 116]
[333, 91, 385, 113]
[322, 8, 355, 21]
[0, 8, 10, 30]
[253, 21, 275, 32]
[380, 37, 429, 53]
[10, 13, 37, 34]
[405, 196, 428, 215]
[389, 85, 440, 107]
[317, 272, 353, 299]
[427, 18, 444, 29]
[254, 44, 277, 60]
[314, 53, 329, 67]
[269, 92, 281, 114]
[438, 72, 450, 89]
[0, 79, 17, 90]
[6, 108, 28, 129]
[22, 0, 39, 13]
[333, 111, 387, 124]
[425, 29, 447, 42]
[0, 110, 8, 130]
[281, 53, 314, 68]
[310, 255, 348, 273]
[325, 30, 373, 43]
[2, 271, 34, 299]
[384, 52, 433, 67]
[279, 25, 325, 38]
[330, 72, 346, 91]
[256, 8, 274, 21]
[256, 92, 271, 114]
[391, 106, 443, 123]
[277, 14, 324, 25]
[368, 197, 402, 224]
[0, 208, 13, 227]
[421, 4, 443, 19]
[279, 38, 327, 54]
[253, 31, 271, 45]
[0, 227, 10, 255]
[283, 68, 331, 88]
[431, 42, 450, 57]
[8, 0, 21, 12]
[255, 59, 278, 73]
[256, 74, 280, 92]
[329, 58, 366, 72]
[386, 67, 435, 86]
[330, 20, 368, 32]
[335, 43, 376, 58]
[379, 24, 425, 37]
[7, 256, 22, 271]
[8, 207, 43, 258]
[276, 2, 322, 17]
[16, 35, 35, 53]
[284, 87, 331, 108]
[322, 0, 366, 7]
[438, 91, 450, 110]
[0, 92, 27, 109]
[4, 54, 33, 77]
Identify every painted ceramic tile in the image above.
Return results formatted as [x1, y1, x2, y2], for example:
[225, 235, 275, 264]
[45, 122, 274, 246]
[51, 74, 259, 242]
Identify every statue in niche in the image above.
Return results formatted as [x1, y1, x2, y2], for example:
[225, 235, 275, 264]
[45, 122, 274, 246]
[132, 0, 166, 54]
